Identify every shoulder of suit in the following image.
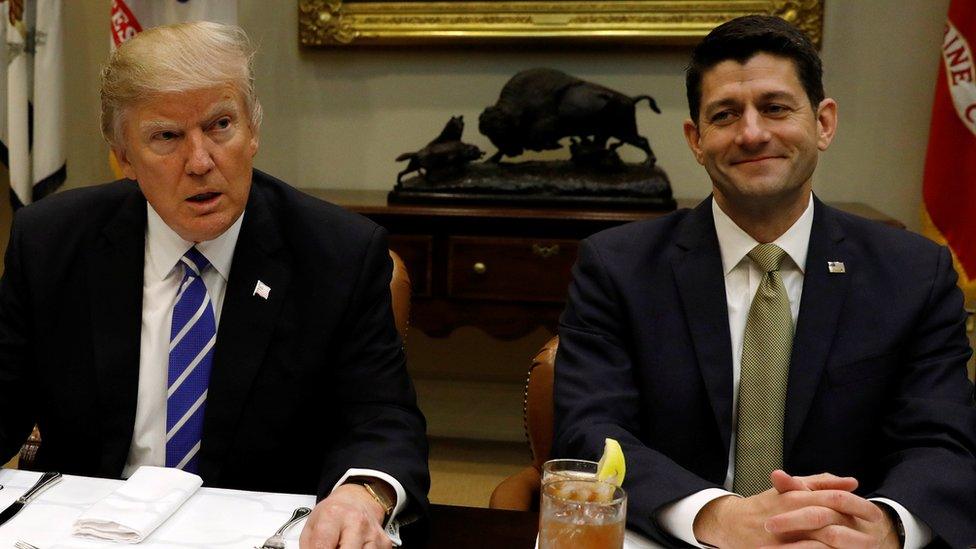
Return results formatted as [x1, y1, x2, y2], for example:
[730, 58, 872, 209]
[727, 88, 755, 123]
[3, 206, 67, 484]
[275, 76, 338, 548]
[586, 207, 693, 252]
[821, 203, 940, 254]
[12, 179, 140, 228]
[249, 169, 381, 240]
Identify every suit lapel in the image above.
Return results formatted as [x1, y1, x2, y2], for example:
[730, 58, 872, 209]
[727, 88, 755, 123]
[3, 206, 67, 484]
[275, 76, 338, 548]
[87, 184, 147, 476]
[672, 198, 736, 455]
[784, 198, 850, 458]
[200, 180, 292, 481]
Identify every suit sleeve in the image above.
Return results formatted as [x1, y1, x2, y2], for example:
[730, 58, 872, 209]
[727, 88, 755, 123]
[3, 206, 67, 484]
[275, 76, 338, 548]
[315, 225, 430, 521]
[0, 212, 38, 462]
[553, 238, 718, 547]
[870, 245, 976, 548]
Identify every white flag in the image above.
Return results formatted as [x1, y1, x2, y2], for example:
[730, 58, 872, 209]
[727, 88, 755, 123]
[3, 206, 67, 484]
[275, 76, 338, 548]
[0, 0, 66, 208]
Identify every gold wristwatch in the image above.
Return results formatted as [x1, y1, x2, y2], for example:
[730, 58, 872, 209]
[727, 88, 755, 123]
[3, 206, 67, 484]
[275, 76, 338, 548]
[347, 477, 395, 524]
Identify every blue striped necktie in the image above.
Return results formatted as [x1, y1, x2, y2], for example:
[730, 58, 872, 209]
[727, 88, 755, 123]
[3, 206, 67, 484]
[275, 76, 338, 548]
[166, 247, 216, 474]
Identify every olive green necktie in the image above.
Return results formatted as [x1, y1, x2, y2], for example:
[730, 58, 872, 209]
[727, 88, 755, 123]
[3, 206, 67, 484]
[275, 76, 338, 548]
[733, 243, 793, 496]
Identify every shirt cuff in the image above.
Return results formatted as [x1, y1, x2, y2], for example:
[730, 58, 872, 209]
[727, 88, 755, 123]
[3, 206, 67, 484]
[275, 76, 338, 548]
[332, 468, 408, 546]
[870, 497, 932, 549]
[656, 488, 739, 548]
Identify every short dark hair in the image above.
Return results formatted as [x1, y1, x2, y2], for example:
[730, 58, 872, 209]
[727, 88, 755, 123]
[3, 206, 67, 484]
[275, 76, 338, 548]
[685, 15, 824, 123]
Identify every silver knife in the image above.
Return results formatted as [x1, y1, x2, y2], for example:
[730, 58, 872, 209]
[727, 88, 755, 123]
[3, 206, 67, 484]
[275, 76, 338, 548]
[0, 471, 62, 527]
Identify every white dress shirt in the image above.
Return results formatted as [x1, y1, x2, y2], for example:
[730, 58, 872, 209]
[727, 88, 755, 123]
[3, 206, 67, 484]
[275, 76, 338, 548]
[123, 205, 407, 541]
[657, 195, 931, 548]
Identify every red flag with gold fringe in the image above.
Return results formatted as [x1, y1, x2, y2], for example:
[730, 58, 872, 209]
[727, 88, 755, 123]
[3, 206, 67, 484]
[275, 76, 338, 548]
[922, 0, 976, 307]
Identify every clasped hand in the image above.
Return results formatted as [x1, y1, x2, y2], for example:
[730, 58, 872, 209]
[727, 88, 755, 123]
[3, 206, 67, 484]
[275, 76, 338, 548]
[695, 470, 899, 548]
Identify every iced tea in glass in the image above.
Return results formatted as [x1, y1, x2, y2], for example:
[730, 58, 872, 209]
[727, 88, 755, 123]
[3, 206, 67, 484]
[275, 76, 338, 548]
[538, 478, 626, 549]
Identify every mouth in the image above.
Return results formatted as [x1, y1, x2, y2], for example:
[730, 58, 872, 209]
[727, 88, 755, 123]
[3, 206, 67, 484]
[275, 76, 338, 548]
[186, 192, 221, 203]
[732, 156, 780, 165]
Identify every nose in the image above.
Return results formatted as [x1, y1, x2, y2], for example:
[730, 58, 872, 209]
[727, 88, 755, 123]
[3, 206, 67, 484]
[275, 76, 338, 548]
[733, 108, 771, 149]
[184, 131, 215, 175]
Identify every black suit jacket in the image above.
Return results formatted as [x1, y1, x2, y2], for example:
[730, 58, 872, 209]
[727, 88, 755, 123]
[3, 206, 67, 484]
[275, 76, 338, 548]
[0, 170, 429, 516]
[554, 196, 976, 547]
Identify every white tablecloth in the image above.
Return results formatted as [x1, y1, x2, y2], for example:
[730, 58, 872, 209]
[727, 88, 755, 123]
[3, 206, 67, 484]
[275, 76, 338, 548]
[0, 469, 316, 548]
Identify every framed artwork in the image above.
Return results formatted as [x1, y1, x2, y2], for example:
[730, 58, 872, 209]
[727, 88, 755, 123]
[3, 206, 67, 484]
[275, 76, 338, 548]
[298, 0, 824, 47]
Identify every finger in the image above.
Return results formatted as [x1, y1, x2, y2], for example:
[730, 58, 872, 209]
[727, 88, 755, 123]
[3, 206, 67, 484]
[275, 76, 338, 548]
[300, 515, 341, 549]
[765, 505, 856, 534]
[794, 473, 858, 492]
[806, 524, 876, 548]
[771, 470, 809, 493]
[783, 490, 883, 522]
[336, 515, 375, 549]
[337, 527, 365, 549]
[367, 531, 393, 549]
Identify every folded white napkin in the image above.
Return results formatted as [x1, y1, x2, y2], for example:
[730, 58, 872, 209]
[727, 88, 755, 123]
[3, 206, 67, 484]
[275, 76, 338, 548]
[71, 466, 202, 543]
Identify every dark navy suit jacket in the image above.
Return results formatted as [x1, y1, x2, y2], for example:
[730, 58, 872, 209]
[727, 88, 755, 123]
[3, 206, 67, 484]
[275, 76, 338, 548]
[0, 170, 430, 519]
[554, 196, 976, 547]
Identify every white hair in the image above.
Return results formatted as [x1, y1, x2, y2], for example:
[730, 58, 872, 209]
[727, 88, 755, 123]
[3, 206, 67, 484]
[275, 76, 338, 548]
[100, 21, 263, 148]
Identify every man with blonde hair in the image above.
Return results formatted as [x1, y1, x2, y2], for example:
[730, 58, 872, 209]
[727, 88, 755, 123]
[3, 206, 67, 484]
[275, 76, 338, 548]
[0, 22, 428, 548]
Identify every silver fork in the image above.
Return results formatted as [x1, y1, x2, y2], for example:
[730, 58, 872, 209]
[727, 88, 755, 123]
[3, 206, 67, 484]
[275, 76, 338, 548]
[256, 506, 311, 549]
[15, 541, 40, 549]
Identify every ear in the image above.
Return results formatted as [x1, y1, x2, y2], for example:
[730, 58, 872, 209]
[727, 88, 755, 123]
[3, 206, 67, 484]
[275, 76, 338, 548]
[112, 147, 138, 181]
[683, 119, 705, 165]
[248, 133, 259, 158]
[246, 122, 259, 158]
[815, 98, 838, 151]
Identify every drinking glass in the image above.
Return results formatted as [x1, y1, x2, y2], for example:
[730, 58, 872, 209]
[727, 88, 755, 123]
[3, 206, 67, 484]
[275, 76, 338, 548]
[541, 459, 598, 484]
[539, 478, 626, 549]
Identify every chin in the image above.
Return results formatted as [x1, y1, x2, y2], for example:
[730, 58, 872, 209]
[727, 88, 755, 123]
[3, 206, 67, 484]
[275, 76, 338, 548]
[177, 225, 227, 243]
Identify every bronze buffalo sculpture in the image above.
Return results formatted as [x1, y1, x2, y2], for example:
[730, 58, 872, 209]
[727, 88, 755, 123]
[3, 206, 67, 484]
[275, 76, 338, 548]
[478, 68, 661, 165]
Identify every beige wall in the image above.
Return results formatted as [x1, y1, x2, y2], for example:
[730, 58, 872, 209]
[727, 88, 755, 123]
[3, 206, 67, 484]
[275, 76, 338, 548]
[63, 0, 950, 231]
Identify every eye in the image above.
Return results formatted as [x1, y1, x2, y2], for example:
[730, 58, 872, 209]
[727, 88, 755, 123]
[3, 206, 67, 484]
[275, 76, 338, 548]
[710, 110, 736, 124]
[211, 117, 232, 131]
[153, 130, 179, 141]
[765, 104, 790, 117]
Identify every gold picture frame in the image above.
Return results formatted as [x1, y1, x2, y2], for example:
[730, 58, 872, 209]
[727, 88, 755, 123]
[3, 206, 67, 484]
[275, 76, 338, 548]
[299, 0, 823, 47]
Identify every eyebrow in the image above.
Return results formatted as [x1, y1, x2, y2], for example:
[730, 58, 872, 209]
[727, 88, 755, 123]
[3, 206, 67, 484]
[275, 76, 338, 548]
[138, 119, 179, 136]
[703, 90, 800, 115]
[202, 99, 240, 122]
[137, 100, 241, 135]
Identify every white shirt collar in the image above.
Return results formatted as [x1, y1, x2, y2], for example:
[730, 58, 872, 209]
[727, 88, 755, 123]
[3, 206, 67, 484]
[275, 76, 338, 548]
[711, 193, 814, 275]
[145, 205, 244, 282]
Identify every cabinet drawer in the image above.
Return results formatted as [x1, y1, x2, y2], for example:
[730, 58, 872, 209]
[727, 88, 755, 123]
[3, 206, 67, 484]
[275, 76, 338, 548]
[448, 237, 578, 302]
[389, 235, 432, 297]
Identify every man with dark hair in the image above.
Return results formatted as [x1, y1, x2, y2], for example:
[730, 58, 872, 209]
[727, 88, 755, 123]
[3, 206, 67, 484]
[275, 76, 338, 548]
[554, 14, 976, 548]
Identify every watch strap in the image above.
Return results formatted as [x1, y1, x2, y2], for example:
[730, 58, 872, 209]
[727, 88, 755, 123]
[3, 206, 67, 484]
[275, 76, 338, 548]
[348, 477, 395, 524]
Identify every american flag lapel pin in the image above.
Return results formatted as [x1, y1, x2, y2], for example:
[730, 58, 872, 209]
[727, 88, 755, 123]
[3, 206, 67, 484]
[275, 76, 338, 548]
[827, 261, 846, 273]
[253, 280, 271, 299]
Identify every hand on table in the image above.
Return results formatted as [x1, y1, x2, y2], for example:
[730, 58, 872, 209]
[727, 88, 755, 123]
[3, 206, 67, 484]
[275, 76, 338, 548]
[299, 483, 391, 549]
[694, 470, 896, 549]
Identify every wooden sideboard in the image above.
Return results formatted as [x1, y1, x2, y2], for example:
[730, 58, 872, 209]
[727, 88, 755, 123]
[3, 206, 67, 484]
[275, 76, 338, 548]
[303, 189, 904, 341]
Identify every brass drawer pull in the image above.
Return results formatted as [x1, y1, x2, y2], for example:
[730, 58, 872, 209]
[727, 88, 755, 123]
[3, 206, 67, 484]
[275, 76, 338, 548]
[473, 262, 487, 275]
[532, 243, 561, 259]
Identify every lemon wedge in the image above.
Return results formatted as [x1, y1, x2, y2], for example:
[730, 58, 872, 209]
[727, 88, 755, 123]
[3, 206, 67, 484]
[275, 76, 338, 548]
[596, 437, 626, 486]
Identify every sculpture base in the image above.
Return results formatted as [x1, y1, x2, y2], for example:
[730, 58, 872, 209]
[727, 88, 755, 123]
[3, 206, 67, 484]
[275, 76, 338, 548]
[389, 160, 676, 210]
